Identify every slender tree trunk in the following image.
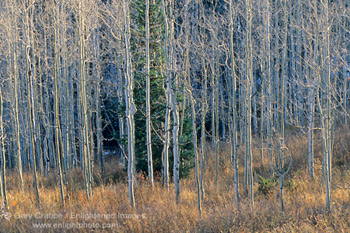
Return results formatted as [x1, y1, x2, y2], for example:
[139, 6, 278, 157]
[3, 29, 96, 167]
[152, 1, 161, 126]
[145, 0, 154, 187]
[78, 0, 92, 199]
[191, 94, 201, 217]
[53, 0, 65, 206]
[324, 0, 332, 211]
[171, 37, 180, 205]
[230, 0, 239, 208]
[265, 0, 273, 178]
[279, 0, 288, 213]
[96, 79, 104, 178]
[0, 87, 7, 209]
[24, 1, 40, 208]
[11, 5, 24, 192]
[161, 0, 170, 191]
[246, 0, 254, 209]
[200, 57, 207, 201]
[123, 0, 136, 207]
[308, 78, 316, 178]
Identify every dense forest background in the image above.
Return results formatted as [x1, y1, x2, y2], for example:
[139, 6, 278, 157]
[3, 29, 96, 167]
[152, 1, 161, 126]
[0, 0, 350, 232]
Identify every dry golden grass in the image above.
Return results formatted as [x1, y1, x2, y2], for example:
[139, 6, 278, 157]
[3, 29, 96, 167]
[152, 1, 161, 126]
[1, 128, 350, 232]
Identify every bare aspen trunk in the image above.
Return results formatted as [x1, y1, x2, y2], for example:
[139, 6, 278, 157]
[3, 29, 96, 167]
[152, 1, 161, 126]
[123, 0, 136, 207]
[168, 1, 180, 204]
[211, 5, 220, 191]
[161, 0, 170, 191]
[314, 0, 332, 211]
[24, 1, 40, 208]
[229, 0, 240, 208]
[10, 5, 24, 192]
[61, 16, 70, 173]
[308, 78, 316, 178]
[200, 57, 207, 201]
[324, 0, 332, 211]
[279, 0, 288, 213]
[69, 69, 77, 169]
[78, 0, 92, 199]
[246, 0, 254, 209]
[29, 15, 43, 176]
[145, 0, 154, 186]
[44, 75, 55, 173]
[117, 65, 126, 165]
[172, 90, 180, 204]
[36, 53, 44, 175]
[161, 0, 179, 201]
[214, 62, 219, 191]
[95, 80, 104, 178]
[191, 94, 201, 217]
[163, 92, 171, 190]
[53, 0, 65, 206]
[309, 15, 320, 179]
[295, 1, 303, 128]
[0, 87, 7, 209]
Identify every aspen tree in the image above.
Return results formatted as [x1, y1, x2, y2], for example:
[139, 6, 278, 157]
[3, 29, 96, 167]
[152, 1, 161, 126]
[229, 0, 239, 208]
[199, 49, 208, 200]
[145, 0, 154, 186]
[210, 3, 220, 191]
[169, 0, 180, 204]
[295, 0, 304, 128]
[200, 57, 207, 200]
[92, 29, 104, 179]
[308, 5, 320, 179]
[30, 8, 43, 176]
[160, 0, 180, 201]
[36, 57, 44, 175]
[123, 0, 136, 207]
[308, 44, 317, 179]
[0, 87, 7, 209]
[161, 0, 170, 190]
[197, 0, 207, 201]
[245, 0, 254, 209]
[278, 0, 288, 213]
[52, 0, 65, 206]
[78, 0, 93, 199]
[8, 0, 24, 192]
[190, 90, 201, 217]
[24, 0, 40, 208]
[58, 3, 69, 173]
[320, 0, 332, 211]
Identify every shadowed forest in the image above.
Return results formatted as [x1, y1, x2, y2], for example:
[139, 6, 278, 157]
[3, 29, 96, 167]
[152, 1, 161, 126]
[0, 0, 350, 232]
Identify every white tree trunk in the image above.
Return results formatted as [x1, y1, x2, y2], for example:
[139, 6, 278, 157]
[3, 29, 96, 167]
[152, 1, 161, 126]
[145, 0, 154, 187]
[0, 87, 7, 209]
[123, 0, 136, 207]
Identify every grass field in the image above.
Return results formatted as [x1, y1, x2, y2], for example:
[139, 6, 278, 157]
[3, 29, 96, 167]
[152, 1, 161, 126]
[1, 128, 350, 232]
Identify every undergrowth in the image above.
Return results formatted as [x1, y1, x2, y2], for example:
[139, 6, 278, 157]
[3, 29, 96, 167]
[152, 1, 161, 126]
[0, 127, 350, 232]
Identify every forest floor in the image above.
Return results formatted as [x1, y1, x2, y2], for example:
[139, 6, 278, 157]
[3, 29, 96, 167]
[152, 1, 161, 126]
[1, 127, 350, 232]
